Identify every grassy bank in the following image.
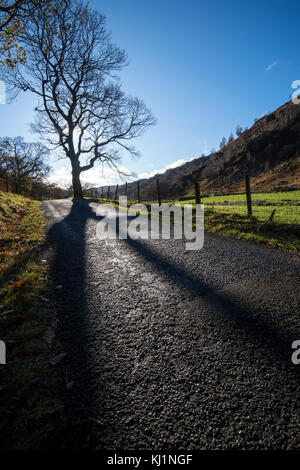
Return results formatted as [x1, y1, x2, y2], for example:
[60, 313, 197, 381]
[181, 190, 300, 205]
[178, 190, 300, 225]
[203, 208, 299, 252]
[178, 190, 300, 250]
[87, 195, 300, 252]
[0, 191, 62, 449]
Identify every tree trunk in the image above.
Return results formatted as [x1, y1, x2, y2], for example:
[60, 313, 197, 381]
[71, 161, 83, 198]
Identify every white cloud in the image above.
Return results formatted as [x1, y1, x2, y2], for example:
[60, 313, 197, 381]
[48, 159, 188, 187]
[265, 60, 279, 72]
[80, 165, 132, 186]
[47, 164, 132, 188]
[138, 159, 186, 179]
[47, 166, 71, 187]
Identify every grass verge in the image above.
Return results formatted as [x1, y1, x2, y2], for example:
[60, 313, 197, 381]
[203, 209, 300, 252]
[0, 191, 63, 449]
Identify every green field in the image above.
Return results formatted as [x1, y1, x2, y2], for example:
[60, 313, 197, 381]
[203, 204, 299, 225]
[176, 190, 300, 225]
[179, 190, 300, 205]
[88, 189, 300, 251]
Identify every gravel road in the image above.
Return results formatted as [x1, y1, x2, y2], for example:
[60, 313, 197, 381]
[42, 198, 300, 450]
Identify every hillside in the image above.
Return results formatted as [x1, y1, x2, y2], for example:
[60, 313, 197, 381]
[112, 99, 300, 200]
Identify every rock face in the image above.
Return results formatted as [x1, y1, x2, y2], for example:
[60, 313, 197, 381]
[122, 100, 300, 199]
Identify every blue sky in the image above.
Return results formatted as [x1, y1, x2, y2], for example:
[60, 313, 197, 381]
[1, 0, 300, 187]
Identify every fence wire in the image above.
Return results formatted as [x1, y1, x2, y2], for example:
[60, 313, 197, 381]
[92, 182, 300, 227]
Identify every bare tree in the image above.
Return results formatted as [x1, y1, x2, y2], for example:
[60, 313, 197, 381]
[235, 125, 243, 137]
[0, 136, 50, 193]
[3, 0, 156, 197]
[227, 133, 234, 144]
[219, 136, 226, 149]
[0, 142, 10, 190]
[30, 179, 65, 199]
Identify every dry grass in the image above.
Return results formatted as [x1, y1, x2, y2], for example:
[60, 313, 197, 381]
[0, 191, 64, 449]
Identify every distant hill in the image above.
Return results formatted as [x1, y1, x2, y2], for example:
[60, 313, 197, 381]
[100, 99, 300, 200]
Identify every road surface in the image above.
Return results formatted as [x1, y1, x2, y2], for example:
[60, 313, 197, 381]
[42, 198, 300, 449]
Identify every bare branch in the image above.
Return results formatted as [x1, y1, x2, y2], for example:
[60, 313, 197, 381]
[1, 0, 156, 197]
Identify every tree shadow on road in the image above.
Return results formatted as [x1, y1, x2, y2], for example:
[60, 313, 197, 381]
[44, 199, 300, 448]
[116, 219, 300, 383]
[44, 199, 106, 447]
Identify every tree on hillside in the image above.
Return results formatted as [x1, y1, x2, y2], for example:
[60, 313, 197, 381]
[0, 142, 10, 189]
[227, 133, 234, 144]
[141, 180, 157, 201]
[2, 0, 156, 197]
[0, 136, 50, 193]
[219, 136, 226, 149]
[235, 125, 243, 137]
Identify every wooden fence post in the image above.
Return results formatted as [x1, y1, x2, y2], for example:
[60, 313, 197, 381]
[268, 209, 276, 222]
[194, 180, 201, 204]
[114, 184, 119, 200]
[107, 186, 110, 200]
[124, 181, 128, 197]
[245, 170, 252, 217]
[156, 179, 161, 205]
[137, 181, 140, 203]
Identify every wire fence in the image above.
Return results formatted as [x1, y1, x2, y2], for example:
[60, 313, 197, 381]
[90, 174, 300, 227]
[1, 165, 299, 226]
[195, 191, 299, 225]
